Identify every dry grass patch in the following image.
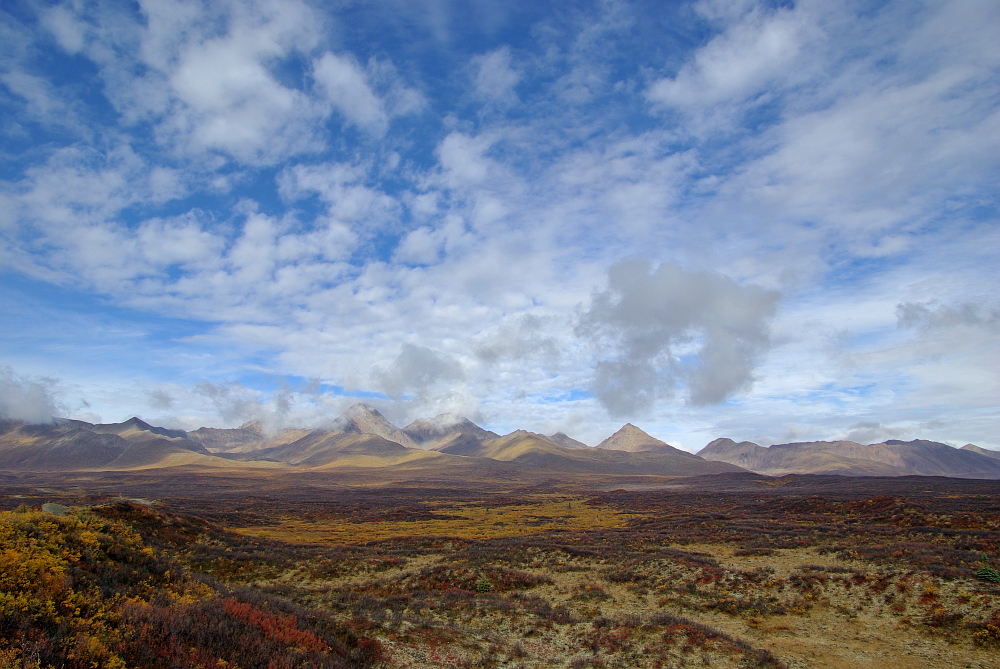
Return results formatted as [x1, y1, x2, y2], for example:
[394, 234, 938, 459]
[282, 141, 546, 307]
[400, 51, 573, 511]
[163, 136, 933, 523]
[234, 494, 641, 544]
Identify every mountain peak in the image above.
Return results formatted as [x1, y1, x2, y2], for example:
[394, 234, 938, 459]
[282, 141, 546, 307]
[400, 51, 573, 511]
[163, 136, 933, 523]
[93, 417, 189, 441]
[345, 402, 384, 417]
[597, 424, 680, 454]
[699, 438, 763, 456]
[402, 413, 496, 448]
[546, 432, 589, 449]
[337, 404, 416, 449]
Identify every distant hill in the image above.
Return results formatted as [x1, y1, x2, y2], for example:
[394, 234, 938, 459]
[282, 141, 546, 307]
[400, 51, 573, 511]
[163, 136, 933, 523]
[0, 418, 261, 471]
[698, 438, 1000, 479]
[0, 420, 128, 471]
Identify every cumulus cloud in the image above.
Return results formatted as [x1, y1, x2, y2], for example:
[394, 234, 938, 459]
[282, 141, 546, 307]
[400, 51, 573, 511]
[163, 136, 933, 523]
[897, 300, 1000, 331]
[0, 366, 57, 424]
[393, 226, 442, 265]
[373, 343, 465, 400]
[576, 259, 780, 416]
[146, 389, 174, 409]
[473, 47, 520, 106]
[474, 315, 559, 364]
[313, 52, 388, 134]
[841, 421, 904, 445]
[35, 0, 417, 163]
[647, 4, 810, 110]
[277, 161, 399, 235]
[195, 380, 294, 434]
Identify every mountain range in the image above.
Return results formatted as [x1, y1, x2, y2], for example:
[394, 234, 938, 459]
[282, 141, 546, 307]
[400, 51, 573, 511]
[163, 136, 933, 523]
[698, 437, 1000, 479]
[1, 404, 998, 480]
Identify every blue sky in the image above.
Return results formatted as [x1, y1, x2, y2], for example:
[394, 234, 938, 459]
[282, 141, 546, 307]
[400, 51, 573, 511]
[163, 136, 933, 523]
[1, 0, 998, 449]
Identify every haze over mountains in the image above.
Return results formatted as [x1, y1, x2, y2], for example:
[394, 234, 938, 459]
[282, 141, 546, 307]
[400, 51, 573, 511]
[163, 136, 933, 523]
[1, 403, 998, 480]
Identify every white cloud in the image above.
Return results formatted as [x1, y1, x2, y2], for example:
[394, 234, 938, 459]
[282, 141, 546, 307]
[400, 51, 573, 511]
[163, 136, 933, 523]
[473, 47, 520, 105]
[647, 4, 812, 109]
[161, 9, 323, 162]
[436, 132, 495, 185]
[40, 5, 86, 54]
[313, 52, 388, 134]
[35, 0, 419, 164]
[278, 161, 400, 235]
[394, 227, 441, 265]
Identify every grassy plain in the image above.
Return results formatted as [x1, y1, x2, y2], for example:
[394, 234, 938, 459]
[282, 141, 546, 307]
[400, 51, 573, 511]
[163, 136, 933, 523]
[235, 494, 640, 544]
[2, 470, 999, 668]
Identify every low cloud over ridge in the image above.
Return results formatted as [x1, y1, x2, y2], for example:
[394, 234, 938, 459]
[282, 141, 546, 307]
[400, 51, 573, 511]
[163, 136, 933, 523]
[0, 366, 57, 424]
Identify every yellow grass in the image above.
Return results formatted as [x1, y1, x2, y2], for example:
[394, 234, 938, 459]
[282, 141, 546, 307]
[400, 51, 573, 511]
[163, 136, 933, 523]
[233, 494, 643, 544]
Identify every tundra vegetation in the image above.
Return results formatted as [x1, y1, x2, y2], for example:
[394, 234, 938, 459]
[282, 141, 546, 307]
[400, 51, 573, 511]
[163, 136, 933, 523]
[1, 472, 999, 668]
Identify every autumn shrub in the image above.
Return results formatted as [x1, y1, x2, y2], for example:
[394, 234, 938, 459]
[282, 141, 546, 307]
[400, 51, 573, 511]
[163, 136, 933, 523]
[970, 609, 1000, 647]
[0, 507, 385, 669]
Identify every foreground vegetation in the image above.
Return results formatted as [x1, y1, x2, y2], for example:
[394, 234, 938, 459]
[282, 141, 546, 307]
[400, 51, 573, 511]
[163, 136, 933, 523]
[2, 472, 999, 668]
[0, 506, 382, 668]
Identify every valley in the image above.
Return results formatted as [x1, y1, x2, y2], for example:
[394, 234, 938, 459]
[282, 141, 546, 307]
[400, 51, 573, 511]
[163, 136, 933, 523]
[2, 405, 1000, 667]
[2, 470, 999, 668]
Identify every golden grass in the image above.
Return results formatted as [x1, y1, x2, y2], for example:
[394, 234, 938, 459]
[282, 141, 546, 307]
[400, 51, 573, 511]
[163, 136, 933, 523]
[233, 494, 643, 544]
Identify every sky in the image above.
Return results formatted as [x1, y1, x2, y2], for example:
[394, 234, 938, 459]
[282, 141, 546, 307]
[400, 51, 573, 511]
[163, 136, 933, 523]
[1, 0, 998, 450]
